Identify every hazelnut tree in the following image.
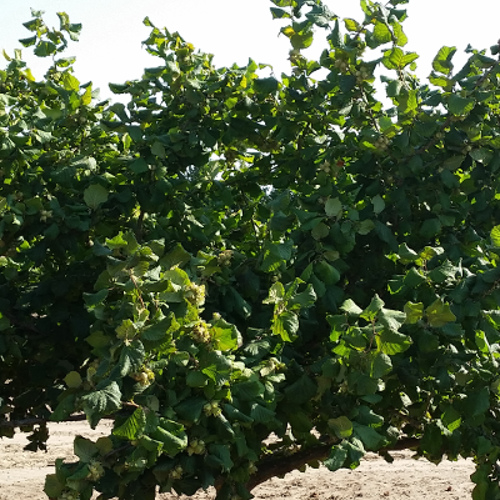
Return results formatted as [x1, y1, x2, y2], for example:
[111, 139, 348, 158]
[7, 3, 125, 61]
[2, 1, 500, 499]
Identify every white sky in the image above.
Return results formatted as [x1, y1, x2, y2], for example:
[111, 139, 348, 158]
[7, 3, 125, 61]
[1, 1, 499, 101]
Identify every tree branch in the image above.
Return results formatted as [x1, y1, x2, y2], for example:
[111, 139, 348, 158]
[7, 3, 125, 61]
[245, 437, 421, 492]
[0, 414, 88, 429]
[246, 442, 333, 491]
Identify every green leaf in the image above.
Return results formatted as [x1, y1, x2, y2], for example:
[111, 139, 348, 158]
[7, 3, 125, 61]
[260, 240, 293, 272]
[161, 243, 190, 269]
[233, 378, 265, 401]
[81, 382, 122, 428]
[306, 3, 333, 28]
[376, 329, 411, 355]
[429, 73, 453, 90]
[475, 330, 490, 354]
[254, 77, 279, 94]
[19, 36, 37, 47]
[175, 397, 206, 423]
[372, 195, 385, 214]
[84, 184, 108, 210]
[448, 94, 475, 116]
[109, 82, 130, 94]
[397, 89, 417, 114]
[270, 7, 291, 19]
[361, 294, 385, 322]
[341, 299, 363, 317]
[64, 371, 82, 389]
[116, 318, 137, 339]
[419, 218, 442, 239]
[432, 46, 456, 75]
[34, 40, 57, 57]
[137, 435, 163, 456]
[373, 22, 392, 44]
[428, 260, 460, 283]
[345, 438, 365, 467]
[61, 72, 80, 91]
[142, 315, 176, 342]
[374, 221, 398, 250]
[151, 141, 166, 158]
[83, 289, 109, 307]
[164, 267, 190, 288]
[344, 18, 361, 31]
[314, 261, 340, 285]
[113, 407, 146, 440]
[273, 311, 299, 341]
[421, 423, 443, 459]
[44, 474, 64, 498]
[290, 283, 317, 308]
[426, 299, 456, 327]
[397, 243, 418, 263]
[491, 225, 500, 247]
[404, 302, 423, 324]
[129, 158, 149, 174]
[201, 357, 231, 384]
[0, 313, 11, 332]
[328, 416, 353, 439]
[464, 387, 490, 418]
[74, 436, 98, 462]
[383, 48, 403, 70]
[325, 444, 348, 471]
[404, 267, 427, 288]
[250, 403, 276, 424]
[391, 21, 407, 47]
[207, 443, 234, 472]
[290, 31, 314, 50]
[151, 419, 188, 456]
[212, 320, 243, 351]
[328, 19, 343, 48]
[263, 281, 285, 304]
[312, 222, 330, 240]
[186, 370, 207, 388]
[50, 395, 77, 422]
[357, 219, 375, 235]
[284, 375, 317, 405]
[325, 197, 342, 218]
[443, 155, 465, 171]
[360, 0, 374, 15]
[353, 423, 385, 449]
[441, 407, 461, 432]
[370, 352, 392, 378]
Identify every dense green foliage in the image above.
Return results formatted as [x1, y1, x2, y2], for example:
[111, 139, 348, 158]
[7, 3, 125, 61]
[2, 1, 500, 498]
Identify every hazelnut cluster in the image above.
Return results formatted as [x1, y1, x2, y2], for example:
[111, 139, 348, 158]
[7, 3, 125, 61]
[185, 283, 205, 306]
[191, 321, 212, 344]
[374, 135, 390, 151]
[169, 465, 184, 480]
[132, 367, 155, 386]
[218, 249, 233, 266]
[187, 438, 206, 455]
[87, 460, 105, 481]
[203, 401, 222, 417]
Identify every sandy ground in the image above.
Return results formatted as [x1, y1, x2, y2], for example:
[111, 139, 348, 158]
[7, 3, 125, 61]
[0, 421, 475, 500]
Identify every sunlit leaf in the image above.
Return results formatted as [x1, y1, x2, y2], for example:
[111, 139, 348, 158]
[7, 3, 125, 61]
[426, 299, 456, 327]
[404, 301, 423, 324]
[491, 225, 500, 247]
[113, 407, 146, 440]
[328, 416, 353, 439]
[64, 371, 82, 389]
[432, 45, 456, 75]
